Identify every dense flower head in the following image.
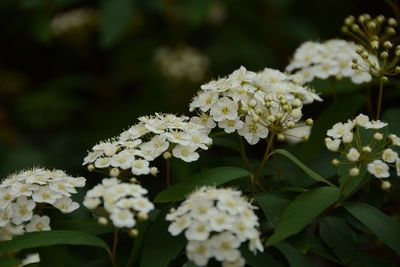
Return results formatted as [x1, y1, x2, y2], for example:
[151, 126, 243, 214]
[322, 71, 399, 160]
[83, 113, 212, 176]
[286, 39, 376, 84]
[189, 66, 321, 145]
[166, 186, 263, 267]
[83, 178, 154, 229]
[154, 46, 209, 82]
[325, 114, 400, 181]
[0, 168, 85, 240]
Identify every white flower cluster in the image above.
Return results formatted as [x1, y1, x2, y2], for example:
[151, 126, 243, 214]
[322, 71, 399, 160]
[325, 114, 400, 179]
[83, 113, 212, 177]
[190, 66, 322, 145]
[0, 168, 85, 240]
[51, 8, 98, 36]
[286, 39, 376, 84]
[154, 46, 209, 82]
[166, 186, 263, 267]
[83, 178, 154, 229]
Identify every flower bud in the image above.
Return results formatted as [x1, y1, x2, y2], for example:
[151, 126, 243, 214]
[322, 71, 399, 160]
[150, 167, 159, 176]
[277, 134, 285, 141]
[362, 146, 372, 153]
[138, 212, 149, 221]
[109, 168, 120, 177]
[384, 41, 393, 50]
[163, 151, 172, 159]
[87, 164, 95, 172]
[380, 51, 389, 59]
[130, 177, 138, 183]
[129, 228, 138, 237]
[388, 17, 397, 26]
[381, 180, 391, 190]
[332, 159, 340, 166]
[98, 217, 108, 226]
[306, 118, 313, 126]
[374, 132, 383, 140]
[349, 167, 360, 177]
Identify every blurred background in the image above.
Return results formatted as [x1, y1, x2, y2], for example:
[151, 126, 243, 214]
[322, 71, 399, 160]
[0, 0, 397, 177]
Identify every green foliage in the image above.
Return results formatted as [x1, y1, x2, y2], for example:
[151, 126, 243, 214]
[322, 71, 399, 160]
[266, 187, 341, 246]
[0, 231, 110, 254]
[344, 202, 400, 255]
[154, 166, 250, 203]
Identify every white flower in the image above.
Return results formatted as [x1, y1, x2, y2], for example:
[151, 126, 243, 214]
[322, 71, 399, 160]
[355, 113, 370, 127]
[218, 119, 244, 134]
[389, 134, 400, 146]
[10, 196, 35, 225]
[20, 253, 40, 266]
[382, 148, 398, 163]
[131, 159, 150, 175]
[25, 215, 51, 232]
[166, 186, 262, 267]
[325, 137, 341, 151]
[84, 178, 153, 229]
[210, 232, 241, 261]
[53, 197, 79, 213]
[283, 125, 311, 144]
[186, 240, 213, 266]
[110, 209, 136, 228]
[32, 186, 61, 204]
[367, 160, 390, 178]
[94, 157, 111, 168]
[210, 97, 238, 122]
[396, 159, 400, 176]
[172, 145, 200, 162]
[327, 121, 353, 139]
[346, 148, 360, 162]
[238, 116, 269, 145]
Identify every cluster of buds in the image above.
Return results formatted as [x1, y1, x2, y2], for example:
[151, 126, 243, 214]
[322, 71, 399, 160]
[326, 114, 400, 190]
[343, 14, 400, 80]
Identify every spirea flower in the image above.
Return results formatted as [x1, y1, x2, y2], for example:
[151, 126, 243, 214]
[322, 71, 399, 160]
[286, 39, 376, 84]
[166, 186, 263, 267]
[83, 178, 154, 229]
[326, 114, 399, 180]
[0, 168, 85, 240]
[189, 66, 321, 145]
[154, 46, 209, 82]
[83, 113, 212, 176]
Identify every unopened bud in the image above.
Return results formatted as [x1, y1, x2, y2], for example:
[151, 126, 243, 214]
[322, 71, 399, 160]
[306, 118, 313, 126]
[332, 159, 340, 166]
[396, 66, 400, 74]
[98, 217, 108, 226]
[384, 41, 393, 49]
[129, 228, 138, 237]
[287, 121, 295, 128]
[277, 134, 285, 141]
[267, 115, 276, 122]
[376, 15, 385, 23]
[371, 40, 379, 50]
[380, 51, 389, 59]
[367, 21, 376, 30]
[381, 180, 391, 190]
[130, 177, 138, 183]
[150, 167, 159, 176]
[163, 151, 172, 159]
[374, 132, 383, 140]
[351, 24, 360, 32]
[362, 146, 372, 153]
[109, 168, 120, 177]
[386, 27, 396, 35]
[381, 76, 389, 83]
[138, 212, 149, 221]
[345, 15, 355, 25]
[87, 164, 95, 172]
[388, 17, 397, 26]
[349, 167, 360, 177]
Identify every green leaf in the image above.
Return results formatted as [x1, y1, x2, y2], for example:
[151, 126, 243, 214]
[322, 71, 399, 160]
[255, 193, 290, 227]
[308, 238, 342, 264]
[338, 165, 369, 198]
[0, 230, 110, 254]
[241, 248, 285, 267]
[349, 252, 394, 267]
[344, 202, 400, 255]
[37, 245, 66, 267]
[0, 257, 19, 267]
[125, 220, 152, 267]
[319, 216, 357, 264]
[100, 0, 134, 47]
[154, 167, 250, 203]
[140, 209, 186, 267]
[271, 149, 336, 187]
[53, 219, 114, 235]
[266, 187, 341, 246]
[275, 242, 316, 267]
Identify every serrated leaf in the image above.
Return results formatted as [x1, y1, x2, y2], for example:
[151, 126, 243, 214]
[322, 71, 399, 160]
[154, 167, 250, 203]
[319, 216, 357, 264]
[0, 230, 110, 254]
[344, 202, 400, 255]
[255, 193, 290, 227]
[140, 210, 185, 267]
[271, 149, 335, 187]
[266, 187, 341, 246]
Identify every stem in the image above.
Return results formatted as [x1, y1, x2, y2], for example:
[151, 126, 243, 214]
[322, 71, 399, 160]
[331, 78, 337, 103]
[252, 133, 276, 191]
[376, 77, 385, 120]
[367, 87, 374, 118]
[110, 229, 119, 267]
[165, 158, 171, 187]
[238, 134, 253, 171]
